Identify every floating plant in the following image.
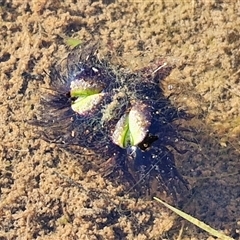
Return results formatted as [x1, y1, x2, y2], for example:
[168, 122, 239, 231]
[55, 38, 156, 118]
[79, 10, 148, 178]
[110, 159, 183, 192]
[70, 78, 106, 115]
[33, 42, 191, 203]
[112, 102, 151, 148]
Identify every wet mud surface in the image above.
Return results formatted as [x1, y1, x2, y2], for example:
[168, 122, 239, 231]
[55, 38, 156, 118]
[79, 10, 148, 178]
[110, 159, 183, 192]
[0, 1, 240, 239]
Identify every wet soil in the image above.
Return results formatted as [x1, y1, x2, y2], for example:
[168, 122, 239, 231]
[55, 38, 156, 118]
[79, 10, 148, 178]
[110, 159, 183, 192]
[0, 0, 240, 239]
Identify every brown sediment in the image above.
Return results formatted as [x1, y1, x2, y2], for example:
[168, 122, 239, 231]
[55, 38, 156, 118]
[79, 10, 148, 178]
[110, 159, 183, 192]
[0, 0, 240, 239]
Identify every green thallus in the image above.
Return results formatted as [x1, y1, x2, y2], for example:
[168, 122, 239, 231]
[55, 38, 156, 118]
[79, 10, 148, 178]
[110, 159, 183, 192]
[70, 78, 151, 149]
[112, 103, 151, 148]
[70, 78, 105, 115]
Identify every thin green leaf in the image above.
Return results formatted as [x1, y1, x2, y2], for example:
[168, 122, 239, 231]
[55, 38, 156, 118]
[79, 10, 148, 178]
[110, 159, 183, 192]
[154, 197, 234, 240]
[65, 38, 82, 48]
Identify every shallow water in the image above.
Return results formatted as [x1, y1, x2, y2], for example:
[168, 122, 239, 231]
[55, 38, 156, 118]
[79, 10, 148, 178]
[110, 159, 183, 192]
[0, 0, 239, 239]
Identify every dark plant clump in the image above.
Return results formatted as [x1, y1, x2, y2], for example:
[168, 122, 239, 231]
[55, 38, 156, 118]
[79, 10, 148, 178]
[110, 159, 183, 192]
[33, 42, 191, 203]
